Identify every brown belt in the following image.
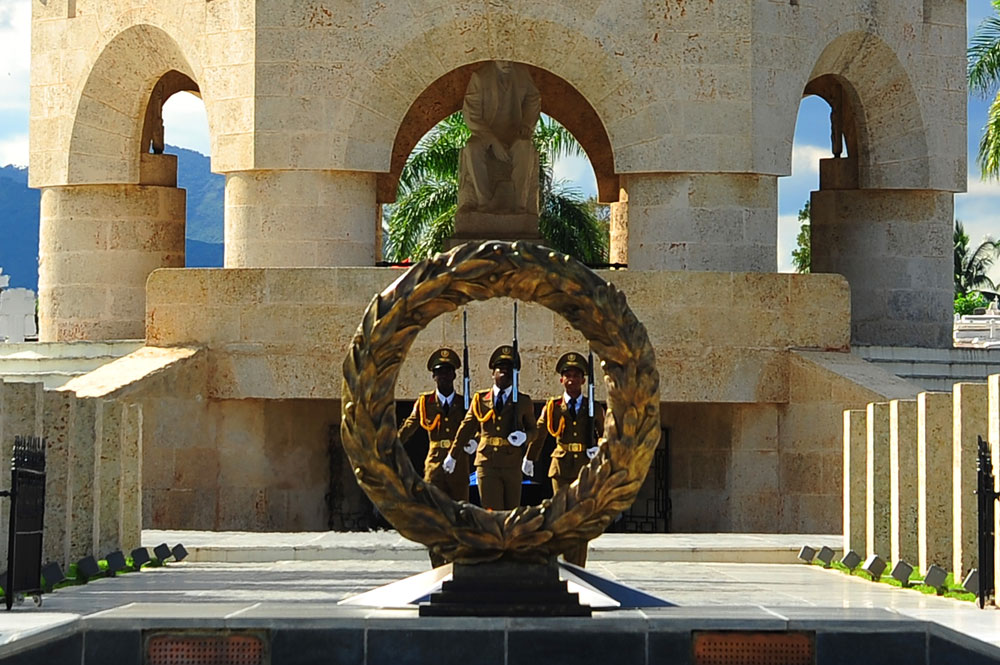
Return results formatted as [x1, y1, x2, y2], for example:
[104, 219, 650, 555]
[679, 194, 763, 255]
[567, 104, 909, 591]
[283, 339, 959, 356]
[560, 443, 584, 453]
[429, 440, 452, 449]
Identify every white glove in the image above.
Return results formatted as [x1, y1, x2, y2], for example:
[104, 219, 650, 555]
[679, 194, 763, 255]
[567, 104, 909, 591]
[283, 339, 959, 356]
[521, 458, 534, 477]
[507, 430, 527, 447]
[442, 454, 456, 474]
[463, 439, 477, 455]
[586, 446, 600, 459]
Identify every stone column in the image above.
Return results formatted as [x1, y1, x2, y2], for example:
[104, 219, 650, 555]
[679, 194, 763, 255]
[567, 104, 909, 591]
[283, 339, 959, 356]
[918, 392, 954, 573]
[120, 403, 143, 553]
[810, 189, 952, 347]
[843, 409, 866, 554]
[889, 399, 919, 565]
[224, 170, 377, 267]
[953, 383, 988, 581]
[41, 391, 74, 567]
[95, 400, 122, 556]
[618, 173, 777, 272]
[38, 183, 185, 341]
[68, 398, 99, 563]
[866, 402, 891, 558]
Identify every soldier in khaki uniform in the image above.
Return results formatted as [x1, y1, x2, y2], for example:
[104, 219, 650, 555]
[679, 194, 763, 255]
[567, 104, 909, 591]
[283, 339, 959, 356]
[447, 345, 536, 511]
[525, 351, 605, 566]
[399, 348, 472, 567]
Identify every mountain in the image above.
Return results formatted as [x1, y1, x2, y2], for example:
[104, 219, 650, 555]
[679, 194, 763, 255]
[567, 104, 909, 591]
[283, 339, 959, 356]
[0, 146, 224, 293]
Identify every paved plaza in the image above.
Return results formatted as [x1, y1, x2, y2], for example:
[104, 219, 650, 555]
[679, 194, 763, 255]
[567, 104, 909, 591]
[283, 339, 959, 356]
[0, 531, 998, 663]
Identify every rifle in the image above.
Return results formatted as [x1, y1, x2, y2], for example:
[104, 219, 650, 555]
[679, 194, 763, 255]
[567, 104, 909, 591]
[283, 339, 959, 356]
[462, 310, 471, 410]
[512, 301, 519, 404]
[587, 350, 595, 449]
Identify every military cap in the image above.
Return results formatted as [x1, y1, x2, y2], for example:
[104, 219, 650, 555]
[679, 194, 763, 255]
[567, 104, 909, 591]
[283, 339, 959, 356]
[488, 344, 521, 369]
[428, 348, 460, 372]
[556, 352, 588, 375]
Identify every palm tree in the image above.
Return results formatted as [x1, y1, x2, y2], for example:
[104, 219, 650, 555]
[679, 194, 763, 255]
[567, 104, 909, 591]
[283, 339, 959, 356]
[384, 113, 609, 264]
[955, 220, 1000, 296]
[969, 1, 1000, 178]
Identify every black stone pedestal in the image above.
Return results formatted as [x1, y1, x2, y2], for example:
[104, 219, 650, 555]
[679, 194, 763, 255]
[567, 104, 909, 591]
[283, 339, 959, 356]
[419, 557, 591, 617]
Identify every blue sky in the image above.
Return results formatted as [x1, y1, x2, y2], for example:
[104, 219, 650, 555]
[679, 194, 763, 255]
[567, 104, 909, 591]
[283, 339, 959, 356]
[1, 0, 998, 273]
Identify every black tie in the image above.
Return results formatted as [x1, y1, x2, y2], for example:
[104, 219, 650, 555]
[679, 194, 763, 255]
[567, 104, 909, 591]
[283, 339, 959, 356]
[569, 399, 577, 417]
[442, 399, 450, 416]
[495, 392, 504, 412]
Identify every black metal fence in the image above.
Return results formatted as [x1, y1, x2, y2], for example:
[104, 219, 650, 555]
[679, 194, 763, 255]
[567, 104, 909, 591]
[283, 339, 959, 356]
[0, 435, 46, 610]
[977, 435, 998, 608]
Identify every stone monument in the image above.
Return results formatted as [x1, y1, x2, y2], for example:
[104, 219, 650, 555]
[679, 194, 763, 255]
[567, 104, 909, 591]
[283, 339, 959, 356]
[451, 61, 542, 245]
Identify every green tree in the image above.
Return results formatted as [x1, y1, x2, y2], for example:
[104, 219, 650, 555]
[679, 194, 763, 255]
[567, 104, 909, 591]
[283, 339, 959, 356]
[791, 200, 811, 273]
[954, 220, 999, 296]
[384, 113, 608, 263]
[969, 1, 1000, 178]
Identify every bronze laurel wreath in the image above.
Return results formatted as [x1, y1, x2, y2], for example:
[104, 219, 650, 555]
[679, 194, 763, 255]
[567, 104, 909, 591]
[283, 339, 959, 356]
[341, 241, 660, 564]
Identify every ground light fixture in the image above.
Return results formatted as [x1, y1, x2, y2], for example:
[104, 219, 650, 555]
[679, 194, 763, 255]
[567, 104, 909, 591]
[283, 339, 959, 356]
[890, 560, 914, 587]
[797, 546, 816, 563]
[40, 562, 65, 592]
[840, 550, 862, 570]
[963, 569, 979, 596]
[105, 551, 126, 576]
[153, 543, 172, 562]
[131, 547, 151, 570]
[76, 556, 101, 581]
[171, 544, 189, 562]
[862, 554, 886, 581]
[816, 546, 835, 567]
[924, 564, 948, 591]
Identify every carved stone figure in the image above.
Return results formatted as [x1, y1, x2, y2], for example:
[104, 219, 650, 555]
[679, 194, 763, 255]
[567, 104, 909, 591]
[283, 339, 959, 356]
[457, 61, 541, 216]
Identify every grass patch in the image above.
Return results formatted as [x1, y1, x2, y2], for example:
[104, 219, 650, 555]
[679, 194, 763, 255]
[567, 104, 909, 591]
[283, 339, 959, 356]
[811, 560, 976, 602]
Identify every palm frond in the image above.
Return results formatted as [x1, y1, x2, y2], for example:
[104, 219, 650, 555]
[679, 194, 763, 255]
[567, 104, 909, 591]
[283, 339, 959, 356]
[969, 16, 1000, 97]
[385, 180, 458, 262]
[978, 94, 1000, 179]
[539, 181, 609, 264]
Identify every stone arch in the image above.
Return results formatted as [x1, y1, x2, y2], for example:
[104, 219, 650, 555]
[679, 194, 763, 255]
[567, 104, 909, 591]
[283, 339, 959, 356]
[805, 31, 929, 190]
[328, 13, 658, 182]
[67, 24, 201, 185]
[376, 62, 619, 204]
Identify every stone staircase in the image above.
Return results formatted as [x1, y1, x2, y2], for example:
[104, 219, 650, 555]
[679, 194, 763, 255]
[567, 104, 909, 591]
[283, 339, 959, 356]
[0, 340, 144, 389]
[853, 345, 1000, 392]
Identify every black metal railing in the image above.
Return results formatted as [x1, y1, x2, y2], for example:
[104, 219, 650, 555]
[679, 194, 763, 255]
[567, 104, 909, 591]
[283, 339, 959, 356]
[977, 435, 999, 608]
[0, 436, 46, 610]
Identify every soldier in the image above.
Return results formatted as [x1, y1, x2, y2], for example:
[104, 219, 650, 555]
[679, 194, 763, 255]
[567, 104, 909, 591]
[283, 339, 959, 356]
[525, 351, 605, 566]
[446, 345, 536, 510]
[400, 349, 475, 566]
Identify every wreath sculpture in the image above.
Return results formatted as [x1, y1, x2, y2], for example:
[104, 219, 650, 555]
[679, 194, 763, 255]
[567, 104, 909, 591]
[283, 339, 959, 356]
[341, 241, 660, 564]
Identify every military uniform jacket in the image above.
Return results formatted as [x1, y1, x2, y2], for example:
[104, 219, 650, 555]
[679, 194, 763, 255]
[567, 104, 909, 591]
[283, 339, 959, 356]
[450, 389, 536, 469]
[399, 392, 467, 477]
[526, 396, 605, 479]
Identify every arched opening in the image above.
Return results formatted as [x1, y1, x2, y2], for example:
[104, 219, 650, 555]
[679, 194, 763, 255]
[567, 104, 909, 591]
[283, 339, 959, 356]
[154, 87, 224, 268]
[379, 62, 614, 264]
[778, 76, 862, 273]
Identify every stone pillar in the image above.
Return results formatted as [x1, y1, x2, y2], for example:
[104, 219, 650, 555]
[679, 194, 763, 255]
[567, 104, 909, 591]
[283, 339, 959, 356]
[68, 398, 99, 563]
[224, 170, 377, 267]
[38, 183, 185, 341]
[120, 403, 143, 553]
[609, 193, 628, 265]
[889, 399, 919, 565]
[41, 391, 74, 567]
[843, 409, 866, 554]
[810, 189, 952, 347]
[0, 381, 43, 565]
[618, 173, 776, 272]
[953, 383, 987, 581]
[918, 392, 954, 573]
[866, 402, 891, 558]
[95, 400, 122, 556]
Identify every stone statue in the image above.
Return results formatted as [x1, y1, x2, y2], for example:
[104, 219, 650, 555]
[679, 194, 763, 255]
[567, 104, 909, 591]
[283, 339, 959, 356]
[457, 61, 541, 216]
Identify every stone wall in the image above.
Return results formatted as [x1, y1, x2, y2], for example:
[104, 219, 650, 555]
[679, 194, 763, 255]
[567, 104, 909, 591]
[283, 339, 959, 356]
[0, 380, 141, 570]
[846, 376, 1000, 590]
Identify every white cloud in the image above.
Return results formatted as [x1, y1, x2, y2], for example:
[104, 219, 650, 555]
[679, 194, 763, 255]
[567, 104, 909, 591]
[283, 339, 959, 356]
[776, 213, 800, 273]
[0, 0, 31, 112]
[0, 132, 27, 167]
[162, 91, 211, 155]
[552, 152, 597, 199]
